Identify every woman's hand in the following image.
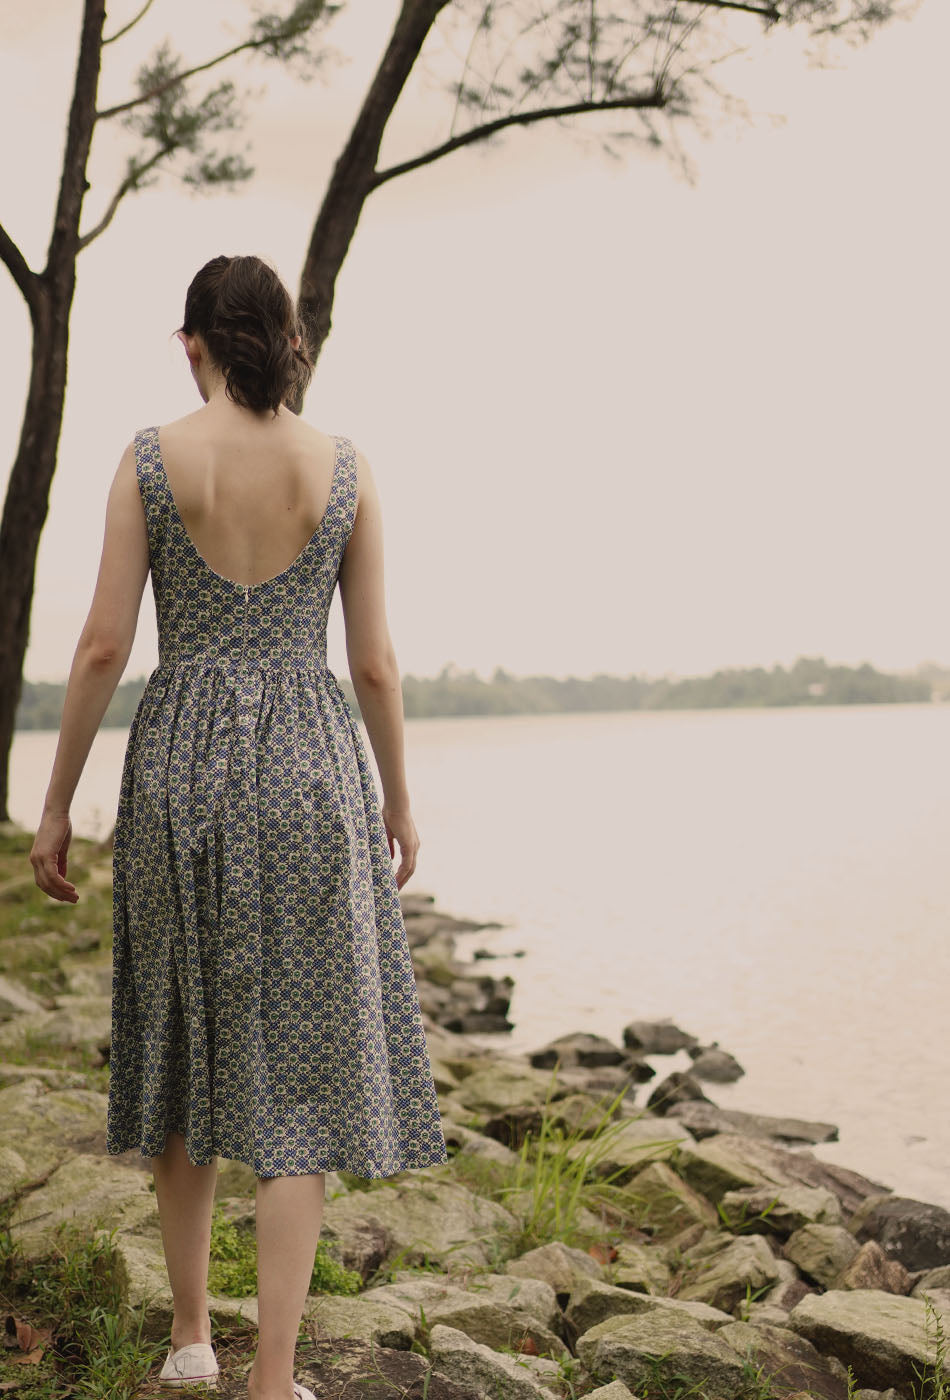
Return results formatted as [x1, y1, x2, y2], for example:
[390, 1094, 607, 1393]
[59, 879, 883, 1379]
[382, 803, 420, 890]
[30, 809, 79, 903]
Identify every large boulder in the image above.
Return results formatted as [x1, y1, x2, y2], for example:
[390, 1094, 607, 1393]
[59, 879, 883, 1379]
[609, 1240, 670, 1295]
[685, 1045, 745, 1083]
[7, 1154, 157, 1258]
[0, 974, 46, 1018]
[505, 1241, 603, 1301]
[304, 1293, 415, 1348]
[717, 1320, 849, 1400]
[428, 1323, 562, 1400]
[718, 1184, 843, 1236]
[449, 1062, 571, 1115]
[622, 1020, 699, 1055]
[575, 1310, 749, 1398]
[565, 1276, 733, 1336]
[675, 1132, 891, 1215]
[848, 1195, 950, 1272]
[0, 996, 111, 1058]
[624, 1159, 718, 1238]
[321, 1178, 518, 1272]
[529, 1033, 629, 1070]
[784, 1225, 861, 1289]
[677, 1234, 781, 1314]
[675, 1102, 839, 1146]
[0, 1078, 109, 1202]
[787, 1289, 950, 1392]
[362, 1274, 566, 1357]
[835, 1241, 911, 1295]
[570, 1117, 695, 1183]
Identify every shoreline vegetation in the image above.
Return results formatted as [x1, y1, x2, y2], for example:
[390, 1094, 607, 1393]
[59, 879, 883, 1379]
[1, 822, 948, 1399]
[15, 656, 948, 730]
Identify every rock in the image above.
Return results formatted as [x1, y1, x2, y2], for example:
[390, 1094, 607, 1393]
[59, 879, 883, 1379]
[363, 1274, 567, 1358]
[439, 1118, 520, 1167]
[428, 1323, 562, 1400]
[675, 1132, 892, 1215]
[912, 1265, 950, 1296]
[622, 1019, 699, 1055]
[849, 1194, 950, 1272]
[0, 1062, 89, 1090]
[677, 1234, 781, 1314]
[784, 1224, 861, 1288]
[8, 1153, 157, 1258]
[59, 952, 112, 996]
[0, 973, 46, 1019]
[766, 1277, 817, 1312]
[787, 1288, 949, 1392]
[564, 1275, 732, 1337]
[505, 1241, 603, 1301]
[450, 1062, 570, 1114]
[686, 1045, 745, 1083]
[0, 929, 72, 972]
[718, 1320, 850, 1400]
[675, 1101, 839, 1146]
[625, 1160, 718, 1238]
[742, 1301, 807, 1328]
[568, 1116, 695, 1182]
[109, 1221, 259, 1340]
[321, 1177, 518, 1272]
[481, 1105, 545, 1151]
[582, 1384, 643, 1400]
[646, 1071, 712, 1114]
[304, 1294, 415, 1348]
[835, 1240, 912, 1295]
[609, 1240, 670, 1295]
[0, 1078, 109, 1201]
[546, 1092, 626, 1137]
[0, 996, 111, 1058]
[718, 1184, 844, 1235]
[440, 1011, 515, 1035]
[575, 1310, 748, 1398]
[296, 1335, 478, 1400]
[853, 1391, 905, 1400]
[529, 1032, 628, 1070]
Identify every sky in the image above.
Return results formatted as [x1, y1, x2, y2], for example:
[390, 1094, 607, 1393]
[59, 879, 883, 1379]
[1, 0, 947, 685]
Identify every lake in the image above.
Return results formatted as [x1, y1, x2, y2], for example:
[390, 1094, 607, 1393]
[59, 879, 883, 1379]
[10, 702, 950, 1210]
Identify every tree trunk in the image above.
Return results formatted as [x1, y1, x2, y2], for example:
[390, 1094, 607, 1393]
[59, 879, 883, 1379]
[0, 0, 106, 821]
[295, 0, 450, 389]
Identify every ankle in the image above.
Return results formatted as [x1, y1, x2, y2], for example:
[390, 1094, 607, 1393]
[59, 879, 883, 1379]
[247, 1360, 295, 1400]
[170, 1321, 213, 1350]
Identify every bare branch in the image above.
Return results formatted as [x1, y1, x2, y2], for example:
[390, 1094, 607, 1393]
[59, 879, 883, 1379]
[679, 0, 781, 15]
[372, 88, 667, 188]
[102, 0, 156, 44]
[0, 221, 40, 313]
[77, 145, 173, 249]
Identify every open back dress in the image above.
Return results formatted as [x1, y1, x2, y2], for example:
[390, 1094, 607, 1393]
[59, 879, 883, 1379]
[105, 425, 449, 1178]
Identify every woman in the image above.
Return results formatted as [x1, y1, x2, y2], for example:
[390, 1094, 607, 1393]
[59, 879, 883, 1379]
[30, 254, 449, 1400]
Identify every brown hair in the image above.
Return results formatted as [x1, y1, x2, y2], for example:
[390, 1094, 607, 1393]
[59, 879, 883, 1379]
[180, 254, 313, 414]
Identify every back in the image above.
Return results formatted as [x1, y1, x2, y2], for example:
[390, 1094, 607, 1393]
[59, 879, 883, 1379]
[134, 425, 357, 674]
[157, 413, 340, 589]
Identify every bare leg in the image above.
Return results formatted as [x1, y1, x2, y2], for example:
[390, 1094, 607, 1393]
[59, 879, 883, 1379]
[149, 1130, 218, 1351]
[247, 1171, 325, 1400]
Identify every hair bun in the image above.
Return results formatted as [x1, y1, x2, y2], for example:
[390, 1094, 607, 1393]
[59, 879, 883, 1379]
[180, 254, 313, 414]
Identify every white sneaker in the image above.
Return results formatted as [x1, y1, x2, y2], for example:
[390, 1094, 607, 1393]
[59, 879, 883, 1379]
[293, 1384, 317, 1400]
[158, 1341, 219, 1388]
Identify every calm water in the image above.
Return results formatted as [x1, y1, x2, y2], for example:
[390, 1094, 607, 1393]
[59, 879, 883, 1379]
[11, 703, 950, 1210]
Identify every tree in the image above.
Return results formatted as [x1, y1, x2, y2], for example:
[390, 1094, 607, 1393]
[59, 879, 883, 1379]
[294, 0, 908, 381]
[0, 0, 339, 820]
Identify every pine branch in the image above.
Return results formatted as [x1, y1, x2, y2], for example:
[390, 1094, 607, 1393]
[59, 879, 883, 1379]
[372, 88, 667, 187]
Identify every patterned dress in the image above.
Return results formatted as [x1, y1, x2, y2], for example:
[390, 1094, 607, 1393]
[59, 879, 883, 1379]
[106, 425, 449, 1178]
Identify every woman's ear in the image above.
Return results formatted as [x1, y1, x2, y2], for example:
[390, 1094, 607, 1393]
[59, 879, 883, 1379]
[290, 334, 301, 351]
[176, 329, 200, 367]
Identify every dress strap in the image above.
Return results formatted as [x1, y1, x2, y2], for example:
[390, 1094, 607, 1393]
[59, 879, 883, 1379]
[331, 435, 359, 547]
[133, 426, 170, 569]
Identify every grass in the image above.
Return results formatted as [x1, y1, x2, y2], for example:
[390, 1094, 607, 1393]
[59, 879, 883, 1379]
[0, 1215, 164, 1400]
[207, 1202, 362, 1299]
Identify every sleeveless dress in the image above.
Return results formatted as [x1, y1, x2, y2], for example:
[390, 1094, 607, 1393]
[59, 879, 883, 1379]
[105, 425, 449, 1178]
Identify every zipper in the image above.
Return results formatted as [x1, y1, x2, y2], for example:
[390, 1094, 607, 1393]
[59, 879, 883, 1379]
[242, 584, 249, 663]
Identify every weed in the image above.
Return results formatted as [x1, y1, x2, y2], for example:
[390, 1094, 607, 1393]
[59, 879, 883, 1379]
[206, 1203, 361, 1298]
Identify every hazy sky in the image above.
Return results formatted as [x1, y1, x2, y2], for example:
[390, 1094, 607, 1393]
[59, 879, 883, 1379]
[1, 0, 947, 684]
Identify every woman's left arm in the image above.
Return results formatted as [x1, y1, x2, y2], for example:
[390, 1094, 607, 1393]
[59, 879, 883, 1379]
[30, 440, 150, 902]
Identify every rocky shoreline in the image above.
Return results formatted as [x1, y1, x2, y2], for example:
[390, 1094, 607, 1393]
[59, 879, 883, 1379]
[1, 863, 948, 1400]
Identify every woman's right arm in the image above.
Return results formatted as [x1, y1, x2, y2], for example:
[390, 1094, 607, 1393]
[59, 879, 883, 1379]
[338, 446, 420, 889]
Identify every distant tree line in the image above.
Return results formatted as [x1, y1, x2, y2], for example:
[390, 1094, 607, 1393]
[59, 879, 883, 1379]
[14, 656, 934, 731]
